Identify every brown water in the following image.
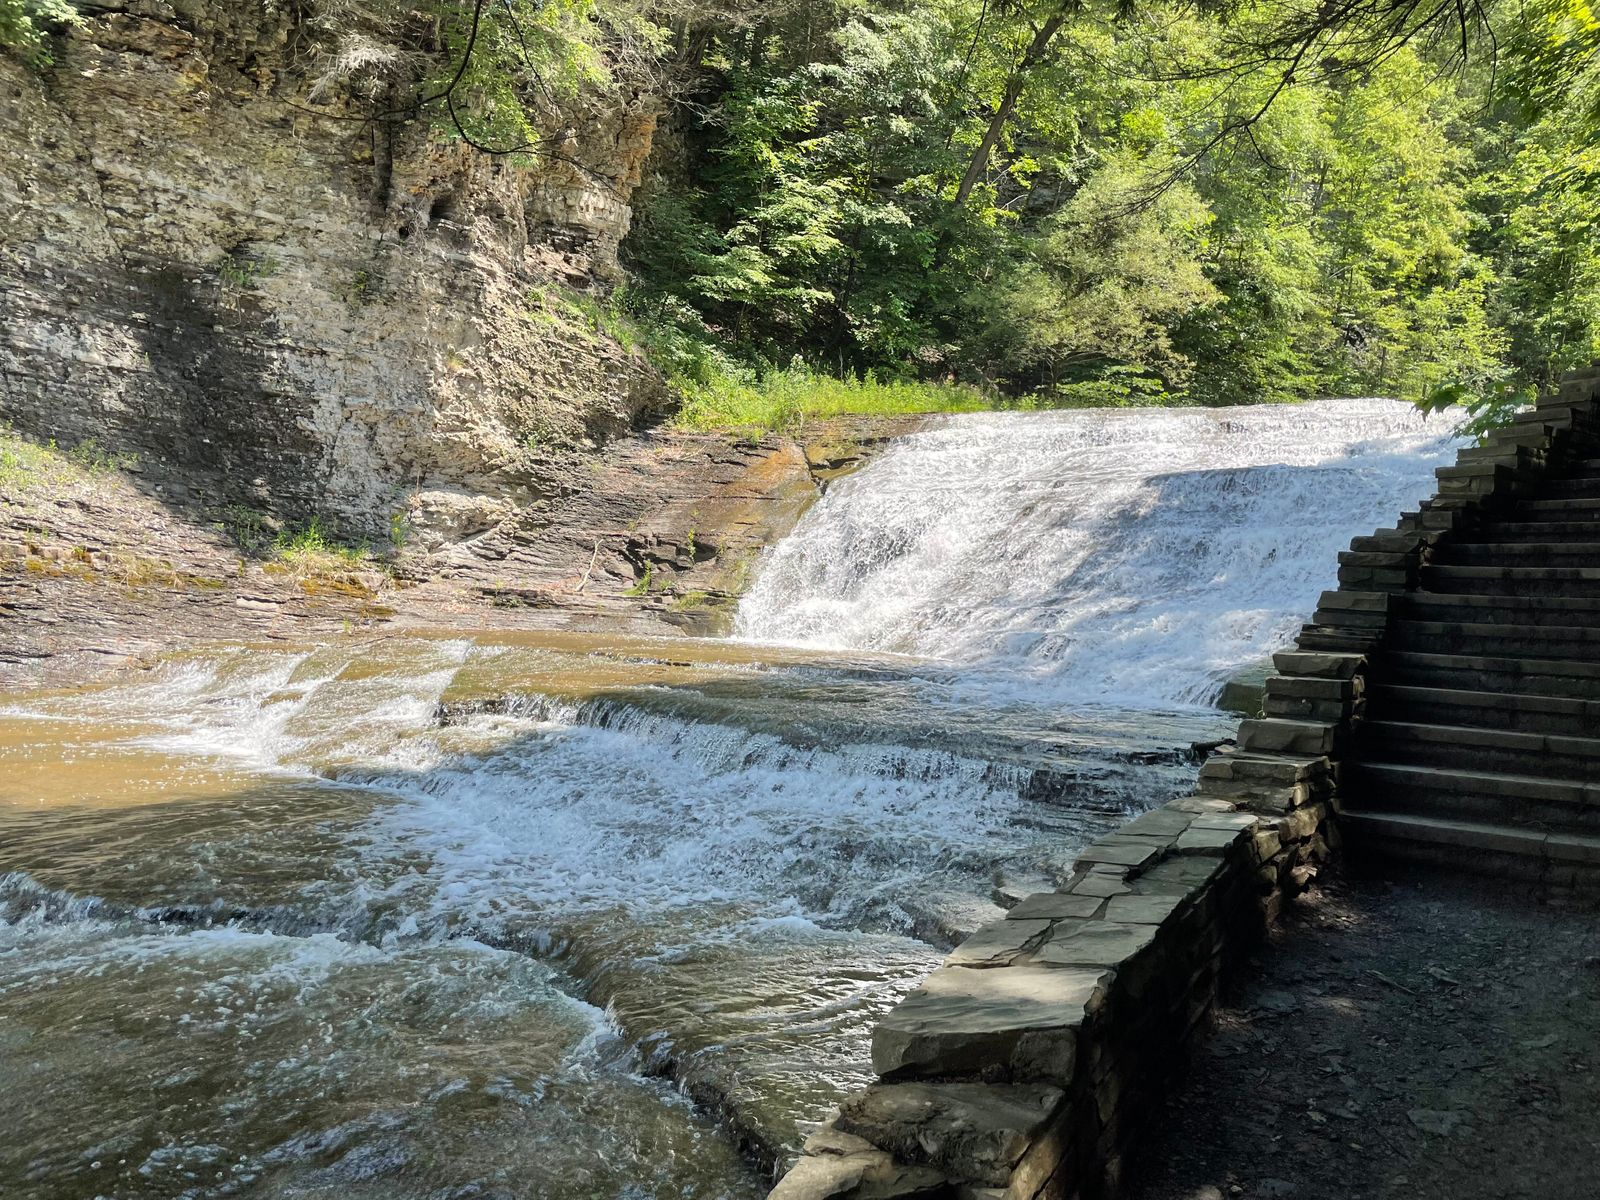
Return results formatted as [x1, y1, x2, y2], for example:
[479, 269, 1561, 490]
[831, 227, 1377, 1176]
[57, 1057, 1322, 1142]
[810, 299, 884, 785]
[0, 630, 1223, 1199]
[0, 400, 1469, 1198]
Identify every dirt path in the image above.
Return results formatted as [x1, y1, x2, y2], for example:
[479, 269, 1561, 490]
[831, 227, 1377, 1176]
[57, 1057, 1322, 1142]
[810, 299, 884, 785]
[1125, 869, 1600, 1200]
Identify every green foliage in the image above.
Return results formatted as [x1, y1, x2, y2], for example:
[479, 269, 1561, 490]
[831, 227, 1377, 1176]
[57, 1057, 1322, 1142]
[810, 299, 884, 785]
[63, 437, 138, 473]
[344, 269, 376, 307]
[272, 517, 368, 567]
[220, 505, 271, 555]
[0, 0, 80, 67]
[623, 562, 657, 595]
[1420, 379, 1537, 440]
[621, 0, 1600, 412]
[1016, 367, 1177, 409]
[303, 0, 662, 164]
[0, 424, 136, 492]
[669, 363, 992, 431]
[389, 510, 412, 551]
[530, 284, 638, 349]
[1471, 110, 1600, 389]
[218, 250, 277, 291]
[423, 0, 613, 154]
[0, 424, 52, 490]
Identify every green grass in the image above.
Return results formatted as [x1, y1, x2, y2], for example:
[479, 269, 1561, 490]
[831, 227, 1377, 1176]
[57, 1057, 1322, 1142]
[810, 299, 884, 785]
[622, 562, 657, 596]
[0, 424, 138, 491]
[528, 284, 638, 351]
[670, 365, 993, 432]
[271, 516, 369, 570]
[0, 431, 51, 489]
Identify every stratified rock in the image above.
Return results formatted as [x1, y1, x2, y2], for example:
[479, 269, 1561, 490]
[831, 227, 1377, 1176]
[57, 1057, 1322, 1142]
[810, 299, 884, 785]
[836, 1081, 1064, 1186]
[945, 919, 1052, 967]
[770, 1128, 950, 1200]
[1031, 921, 1158, 969]
[871, 964, 1110, 1081]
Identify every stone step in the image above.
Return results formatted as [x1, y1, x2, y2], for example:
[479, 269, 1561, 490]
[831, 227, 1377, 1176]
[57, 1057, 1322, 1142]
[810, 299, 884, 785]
[1389, 618, 1600, 662]
[1482, 520, 1600, 542]
[1435, 541, 1600, 566]
[1401, 590, 1600, 627]
[1418, 564, 1600, 597]
[1514, 497, 1600, 517]
[1348, 760, 1600, 830]
[1537, 476, 1600, 499]
[1382, 649, 1600, 700]
[1368, 683, 1600, 736]
[1357, 720, 1600, 779]
[1340, 810, 1600, 887]
[1507, 405, 1600, 432]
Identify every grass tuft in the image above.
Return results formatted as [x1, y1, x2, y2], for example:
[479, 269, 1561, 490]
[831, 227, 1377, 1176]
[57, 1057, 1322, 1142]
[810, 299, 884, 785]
[271, 516, 370, 571]
[669, 366, 991, 432]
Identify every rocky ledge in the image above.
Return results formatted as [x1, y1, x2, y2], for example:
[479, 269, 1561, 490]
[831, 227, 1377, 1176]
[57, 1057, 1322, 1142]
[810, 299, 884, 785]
[0, 415, 922, 688]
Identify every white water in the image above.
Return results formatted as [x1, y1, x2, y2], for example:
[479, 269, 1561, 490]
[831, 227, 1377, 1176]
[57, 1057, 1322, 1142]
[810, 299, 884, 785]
[737, 399, 1464, 703]
[0, 398, 1467, 1200]
[5, 635, 1200, 1199]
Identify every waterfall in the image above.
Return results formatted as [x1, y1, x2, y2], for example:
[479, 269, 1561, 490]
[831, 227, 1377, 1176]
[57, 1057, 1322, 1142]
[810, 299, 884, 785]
[0, 396, 1469, 1196]
[735, 398, 1465, 705]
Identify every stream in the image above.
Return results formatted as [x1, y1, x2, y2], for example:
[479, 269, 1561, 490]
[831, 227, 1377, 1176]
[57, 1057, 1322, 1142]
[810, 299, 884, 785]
[0, 399, 1461, 1199]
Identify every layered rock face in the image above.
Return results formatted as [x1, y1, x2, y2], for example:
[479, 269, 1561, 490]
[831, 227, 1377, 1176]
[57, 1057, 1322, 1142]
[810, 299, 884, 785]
[0, 0, 665, 541]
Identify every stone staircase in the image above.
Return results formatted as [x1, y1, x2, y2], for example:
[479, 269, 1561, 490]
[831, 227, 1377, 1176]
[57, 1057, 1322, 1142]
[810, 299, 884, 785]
[1341, 391, 1600, 887]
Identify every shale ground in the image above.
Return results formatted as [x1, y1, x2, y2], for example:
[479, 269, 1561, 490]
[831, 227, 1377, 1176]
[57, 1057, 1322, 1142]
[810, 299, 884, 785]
[0, 417, 913, 689]
[1125, 869, 1600, 1200]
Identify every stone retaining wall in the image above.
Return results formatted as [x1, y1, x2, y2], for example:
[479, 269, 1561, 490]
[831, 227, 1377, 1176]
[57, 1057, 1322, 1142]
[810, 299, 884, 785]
[769, 369, 1600, 1200]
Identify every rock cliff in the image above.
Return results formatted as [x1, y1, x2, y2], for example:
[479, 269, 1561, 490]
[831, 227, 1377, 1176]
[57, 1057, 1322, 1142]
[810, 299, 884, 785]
[0, 0, 665, 543]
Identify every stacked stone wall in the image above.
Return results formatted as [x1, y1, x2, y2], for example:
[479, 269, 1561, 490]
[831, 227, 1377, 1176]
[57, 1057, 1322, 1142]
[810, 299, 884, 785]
[770, 368, 1600, 1200]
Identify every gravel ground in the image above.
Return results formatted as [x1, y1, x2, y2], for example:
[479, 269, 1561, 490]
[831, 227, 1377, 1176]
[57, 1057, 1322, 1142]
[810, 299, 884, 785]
[1125, 868, 1600, 1200]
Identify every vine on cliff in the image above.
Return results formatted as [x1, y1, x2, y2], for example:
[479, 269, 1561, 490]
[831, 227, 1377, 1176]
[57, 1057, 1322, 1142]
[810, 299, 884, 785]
[300, 0, 663, 168]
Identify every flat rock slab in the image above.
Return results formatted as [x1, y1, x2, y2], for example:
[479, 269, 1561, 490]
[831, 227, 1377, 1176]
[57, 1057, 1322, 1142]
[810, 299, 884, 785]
[1177, 824, 1247, 855]
[1069, 869, 1134, 899]
[1034, 920, 1159, 968]
[1007, 891, 1105, 920]
[768, 1139, 949, 1200]
[1119, 808, 1197, 838]
[947, 919, 1052, 967]
[872, 963, 1111, 1081]
[1076, 840, 1162, 870]
[1104, 891, 1188, 926]
[838, 1081, 1065, 1186]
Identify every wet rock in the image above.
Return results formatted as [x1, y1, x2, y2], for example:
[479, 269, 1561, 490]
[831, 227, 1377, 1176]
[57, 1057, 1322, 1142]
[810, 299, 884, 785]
[769, 1129, 949, 1200]
[872, 964, 1110, 1081]
[836, 1082, 1064, 1186]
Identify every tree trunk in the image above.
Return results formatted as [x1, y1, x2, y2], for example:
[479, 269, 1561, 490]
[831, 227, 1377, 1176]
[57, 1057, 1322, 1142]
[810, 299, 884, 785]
[953, 11, 1067, 206]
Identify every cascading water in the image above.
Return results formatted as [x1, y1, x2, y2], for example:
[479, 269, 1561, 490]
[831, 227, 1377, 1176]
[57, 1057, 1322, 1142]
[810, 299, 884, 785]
[737, 398, 1463, 704]
[0, 399, 1462, 1200]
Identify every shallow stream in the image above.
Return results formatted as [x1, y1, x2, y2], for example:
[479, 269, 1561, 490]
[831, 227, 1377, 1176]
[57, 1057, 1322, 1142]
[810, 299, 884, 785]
[0, 400, 1460, 1198]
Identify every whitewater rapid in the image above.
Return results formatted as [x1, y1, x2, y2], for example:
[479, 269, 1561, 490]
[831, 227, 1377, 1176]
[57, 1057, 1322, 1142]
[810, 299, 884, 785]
[0, 398, 1465, 1200]
[737, 398, 1463, 703]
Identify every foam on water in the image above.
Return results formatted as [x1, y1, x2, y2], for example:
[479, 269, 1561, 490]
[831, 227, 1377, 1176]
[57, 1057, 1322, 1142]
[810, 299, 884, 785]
[0, 400, 1464, 1194]
[0, 871, 758, 1200]
[735, 399, 1465, 704]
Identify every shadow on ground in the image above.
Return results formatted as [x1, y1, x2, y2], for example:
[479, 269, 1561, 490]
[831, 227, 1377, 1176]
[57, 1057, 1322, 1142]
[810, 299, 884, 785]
[1125, 868, 1600, 1200]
